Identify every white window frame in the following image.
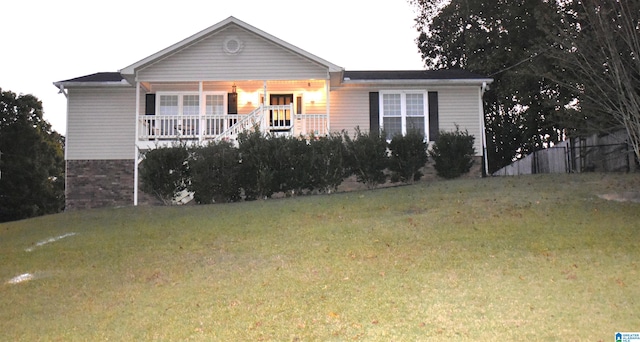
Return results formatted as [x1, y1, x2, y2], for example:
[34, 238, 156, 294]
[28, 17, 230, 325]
[379, 90, 429, 140]
[205, 92, 227, 115]
[156, 91, 227, 116]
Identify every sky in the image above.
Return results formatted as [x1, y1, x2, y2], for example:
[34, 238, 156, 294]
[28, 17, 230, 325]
[1, 0, 425, 135]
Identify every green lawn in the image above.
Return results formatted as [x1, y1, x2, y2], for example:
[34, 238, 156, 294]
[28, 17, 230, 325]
[1, 173, 639, 341]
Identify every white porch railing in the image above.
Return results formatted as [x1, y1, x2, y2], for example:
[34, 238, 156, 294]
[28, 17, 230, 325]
[138, 114, 242, 140]
[137, 104, 328, 143]
[296, 114, 329, 137]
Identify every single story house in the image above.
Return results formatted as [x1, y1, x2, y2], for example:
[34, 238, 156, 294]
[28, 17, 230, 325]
[54, 16, 492, 210]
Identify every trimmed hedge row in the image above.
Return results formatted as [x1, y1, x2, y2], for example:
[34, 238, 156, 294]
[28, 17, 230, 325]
[139, 127, 475, 204]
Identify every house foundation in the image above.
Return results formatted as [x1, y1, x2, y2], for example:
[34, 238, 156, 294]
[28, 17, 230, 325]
[65, 159, 134, 210]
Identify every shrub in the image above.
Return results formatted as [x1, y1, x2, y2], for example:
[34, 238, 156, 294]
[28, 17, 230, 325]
[388, 130, 429, 183]
[269, 135, 309, 195]
[139, 145, 190, 205]
[189, 141, 241, 204]
[307, 133, 349, 193]
[237, 129, 276, 200]
[237, 131, 350, 197]
[343, 128, 388, 188]
[429, 126, 476, 179]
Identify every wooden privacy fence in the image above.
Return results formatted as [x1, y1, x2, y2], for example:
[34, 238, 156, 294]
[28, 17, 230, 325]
[493, 143, 570, 176]
[493, 139, 636, 176]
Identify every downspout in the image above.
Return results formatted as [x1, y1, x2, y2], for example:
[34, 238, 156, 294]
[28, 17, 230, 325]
[54, 82, 69, 209]
[134, 81, 140, 206]
[480, 82, 489, 176]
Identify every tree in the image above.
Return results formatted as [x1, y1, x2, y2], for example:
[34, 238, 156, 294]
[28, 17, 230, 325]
[410, 0, 576, 173]
[0, 88, 65, 222]
[545, 0, 640, 162]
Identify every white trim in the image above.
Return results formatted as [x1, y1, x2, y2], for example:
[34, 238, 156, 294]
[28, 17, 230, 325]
[52, 80, 130, 88]
[134, 82, 140, 206]
[156, 91, 227, 116]
[341, 78, 493, 87]
[326, 81, 331, 132]
[479, 84, 489, 175]
[379, 90, 429, 140]
[199, 82, 204, 142]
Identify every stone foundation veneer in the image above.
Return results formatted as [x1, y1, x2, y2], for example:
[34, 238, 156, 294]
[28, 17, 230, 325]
[65, 159, 134, 210]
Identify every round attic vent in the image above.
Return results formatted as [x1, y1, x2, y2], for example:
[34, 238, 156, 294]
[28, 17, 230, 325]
[223, 36, 243, 55]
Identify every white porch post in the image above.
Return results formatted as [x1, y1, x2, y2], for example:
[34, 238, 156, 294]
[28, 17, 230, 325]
[134, 81, 140, 206]
[325, 80, 330, 134]
[199, 81, 204, 143]
[263, 80, 268, 131]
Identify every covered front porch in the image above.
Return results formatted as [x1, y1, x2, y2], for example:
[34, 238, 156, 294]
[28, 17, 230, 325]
[135, 79, 330, 149]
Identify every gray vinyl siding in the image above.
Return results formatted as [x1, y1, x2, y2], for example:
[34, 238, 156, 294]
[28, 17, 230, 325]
[329, 87, 370, 134]
[438, 87, 483, 155]
[331, 84, 483, 155]
[66, 87, 136, 160]
[138, 25, 328, 82]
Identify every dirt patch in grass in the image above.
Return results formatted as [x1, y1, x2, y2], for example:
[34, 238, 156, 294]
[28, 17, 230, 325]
[598, 192, 640, 203]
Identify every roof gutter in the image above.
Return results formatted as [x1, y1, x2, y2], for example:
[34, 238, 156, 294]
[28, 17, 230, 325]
[340, 78, 494, 86]
[53, 79, 131, 88]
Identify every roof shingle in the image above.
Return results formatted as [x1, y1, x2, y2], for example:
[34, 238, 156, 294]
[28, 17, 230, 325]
[57, 72, 124, 83]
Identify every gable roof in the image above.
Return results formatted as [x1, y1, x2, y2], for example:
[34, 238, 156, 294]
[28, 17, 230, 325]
[120, 16, 343, 77]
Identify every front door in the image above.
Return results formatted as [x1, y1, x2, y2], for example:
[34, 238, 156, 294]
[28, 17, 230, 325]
[270, 94, 293, 130]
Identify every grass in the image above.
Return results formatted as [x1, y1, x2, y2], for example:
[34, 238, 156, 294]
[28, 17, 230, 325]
[1, 173, 639, 341]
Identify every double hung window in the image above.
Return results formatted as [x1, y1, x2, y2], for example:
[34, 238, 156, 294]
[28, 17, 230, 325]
[380, 91, 427, 140]
[158, 94, 200, 116]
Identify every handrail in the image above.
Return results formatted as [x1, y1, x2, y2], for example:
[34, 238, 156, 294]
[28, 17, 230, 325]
[214, 105, 266, 142]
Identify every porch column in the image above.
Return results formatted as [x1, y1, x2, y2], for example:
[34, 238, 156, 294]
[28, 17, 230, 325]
[325, 80, 330, 133]
[199, 81, 204, 143]
[134, 81, 140, 206]
[262, 80, 268, 131]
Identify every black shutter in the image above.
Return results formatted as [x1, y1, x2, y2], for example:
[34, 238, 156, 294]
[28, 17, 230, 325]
[369, 92, 379, 134]
[428, 91, 439, 141]
[228, 93, 238, 114]
[145, 94, 156, 115]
